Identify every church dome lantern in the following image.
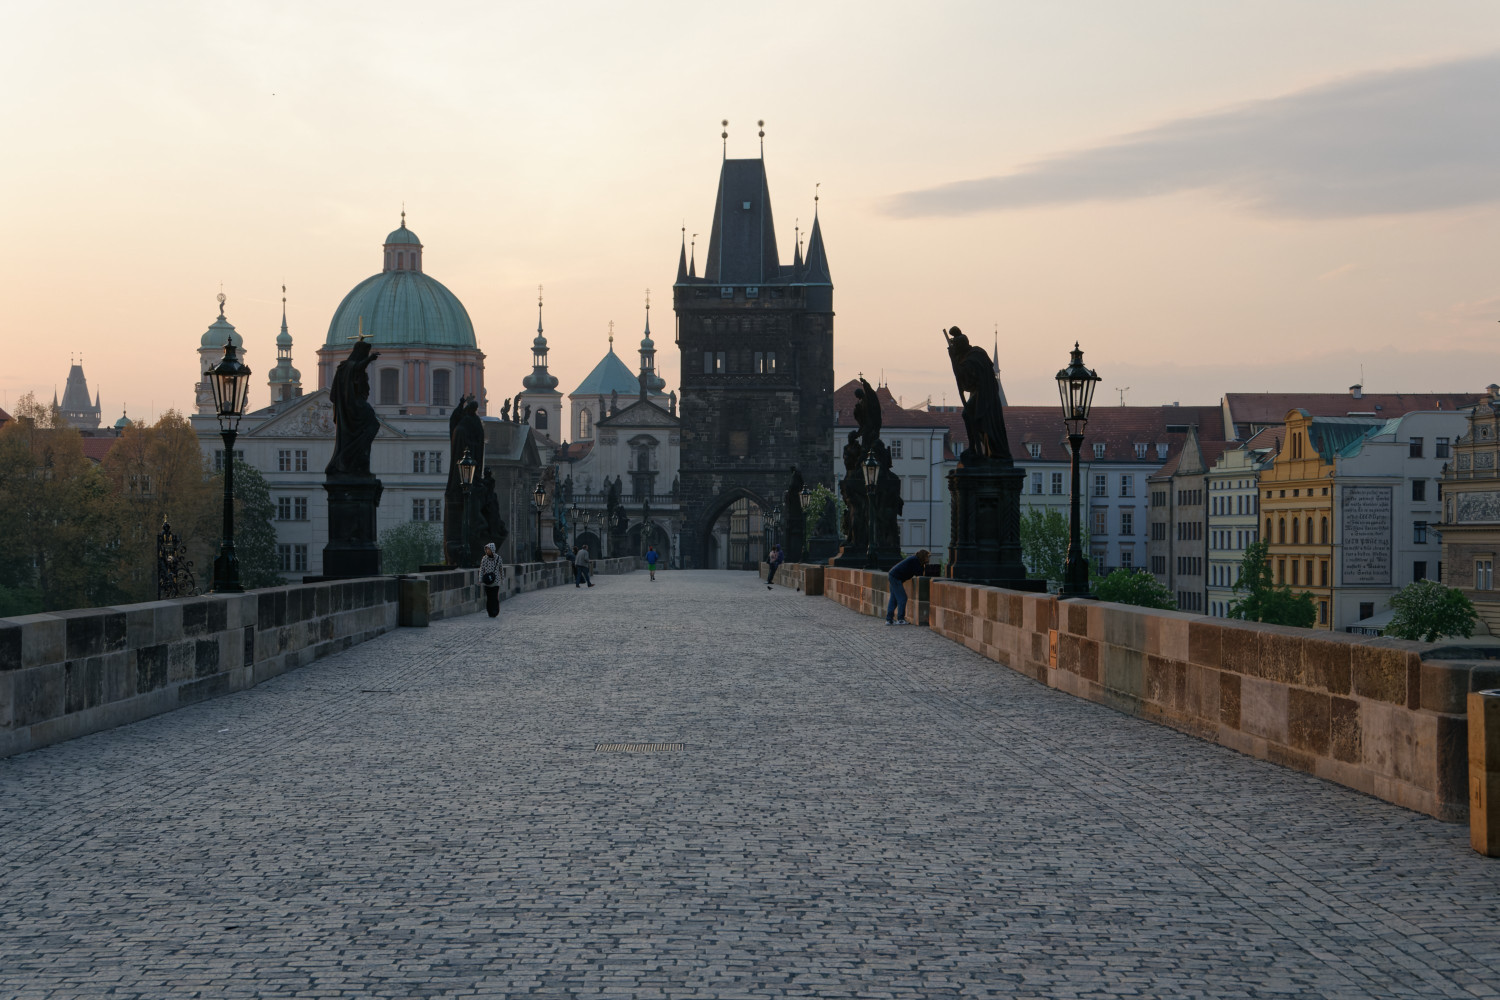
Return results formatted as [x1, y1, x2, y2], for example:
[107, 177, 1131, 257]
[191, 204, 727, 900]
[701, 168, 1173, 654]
[324, 215, 477, 350]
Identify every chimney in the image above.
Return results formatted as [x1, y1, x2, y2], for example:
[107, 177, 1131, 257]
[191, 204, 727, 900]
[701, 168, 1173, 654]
[1350, 384, 1363, 399]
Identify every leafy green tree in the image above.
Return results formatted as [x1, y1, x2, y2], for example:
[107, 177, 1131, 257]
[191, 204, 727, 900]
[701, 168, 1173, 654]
[1020, 506, 1091, 589]
[1384, 580, 1477, 642]
[1094, 568, 1176, 610]
[379, 520, 444, 574]
[1228, 540, 1316, 628]
[228, 460, 282, 588]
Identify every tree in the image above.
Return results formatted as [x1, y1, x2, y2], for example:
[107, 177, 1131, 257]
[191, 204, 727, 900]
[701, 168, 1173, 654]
[102, 410, 220, 602]
[1019, 506, 1090, 589]
[229, 460, 282, 588]
[0, 397, 126, 611]
[1384, 580, 1477, 642]
[1094, 568, 1176, 610]
[1228, 540, 1316, 628]
[380, 520, 443, 574]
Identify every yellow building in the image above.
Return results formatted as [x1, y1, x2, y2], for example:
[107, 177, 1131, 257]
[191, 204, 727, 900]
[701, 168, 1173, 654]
[1260, 410, 1346, 628]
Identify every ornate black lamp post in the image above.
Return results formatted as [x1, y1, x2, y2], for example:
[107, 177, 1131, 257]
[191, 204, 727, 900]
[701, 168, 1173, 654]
[570, 501, 580, 550]
[457, 448, 476, 566]
[1056, 342, 1100, 598]
[207, 339, 251, 593]
[799, 486, 812, 562]
[863, 452, 880, 569]
[532, 482, 547, 562]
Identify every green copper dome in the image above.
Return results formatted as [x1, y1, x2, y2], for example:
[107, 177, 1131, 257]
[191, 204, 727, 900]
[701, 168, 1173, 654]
[200, 313, 242, 349]
[324, 270, 477, 349]
[385, 224, 421, 245]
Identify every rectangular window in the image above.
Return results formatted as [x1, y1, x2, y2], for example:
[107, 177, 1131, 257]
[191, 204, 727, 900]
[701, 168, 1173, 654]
[429, 498, 443, 521]
[278, 449, 291, 472]
[1093, 442, 1105, 459]
[1319, 601, 1328, 625]
[1151, 555, 1166, 575]
[1093, 474, 1107, 498]
[1278, 559, 1286, 584]
[1120, 510, 1134, 536]
[1151, 522, 1166, 541]
[907, 520, 928, 546]
[293, 497, 307, 521]
[213, 450, 244, 471]
[295, 450, 307, 472]
[1027, 442, 1041, 458]
[1414, 521, 1428, 544]
[1134, 443, 1147, 459]
[728, 430, 748, 457]
[293, 544, 308, 573]
[1477, 559, 1493, 591]
[432, 370, 452, 407]
[412, 499, 426, 521]
[907, 476, 928, 501]
[1291, 561, 1299, 586]
[413, 451, 427, 474]
[911, 437, 924, 460]
[1409, 437, 1424, 458]
[277, 543, 291, 572]
[1031, 472, 1043, 494]
[277, 497, 292, 521]
[1120, 548, 1134, 569]
[1120, 474, 1134, 497]
[1091, 508, 1108, 536]
[1412, 479, 1426, 502]
[430, 451, 443, 474]
[715, 352, 727, 373]
[1051, 472, 1064, 495]
[1436, 437, 1450, 458]
[891, 439, 903, 460]
[1414, 561, 1428, 582]
[380, 368, 399, 406]
[1320, 560, 1329, 586]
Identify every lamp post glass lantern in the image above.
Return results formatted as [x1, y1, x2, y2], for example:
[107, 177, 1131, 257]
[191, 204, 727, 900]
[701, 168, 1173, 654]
[570, 501, 580, 549]
[208, 338, 251, 593]
[799, 485, 812, 561]
[1055, 342, 1100, 597]
[862, 451, 880, 569]
[457, 448, 476, 566]
[532, 482, 547, 561]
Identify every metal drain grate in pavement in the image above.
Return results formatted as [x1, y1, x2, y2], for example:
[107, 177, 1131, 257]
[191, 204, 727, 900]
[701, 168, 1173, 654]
[595, 743, 684, 753]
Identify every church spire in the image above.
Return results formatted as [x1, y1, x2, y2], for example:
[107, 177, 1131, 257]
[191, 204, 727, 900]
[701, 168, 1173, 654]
[639, 289, 666, 394]
[522, 284, 559, 392]
[803, 196, 831, 285]
[676, 228, 689, 283]
[267, 284, 302, 405]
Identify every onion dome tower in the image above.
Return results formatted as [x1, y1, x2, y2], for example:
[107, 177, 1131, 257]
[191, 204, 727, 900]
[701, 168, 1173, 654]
[519, 286, 563, 438]
[195, 292, 244, 415]
[266, 286, 303, 406]
[638, 290, 666, 395]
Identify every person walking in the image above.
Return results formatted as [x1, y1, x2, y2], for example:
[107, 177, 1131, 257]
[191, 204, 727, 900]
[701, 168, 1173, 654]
[479, 543, 502, 618]
[646, 544, 659, 581]
[766, 543, 784, 590]
[574, 543, 594, 587]
[886, 549, 930, 625]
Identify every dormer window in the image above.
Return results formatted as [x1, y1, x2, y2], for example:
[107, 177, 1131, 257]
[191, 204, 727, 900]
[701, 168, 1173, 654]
[1157, 443, 1168, 459]
[720, 287, 733, 299]
[1134, 442, 1147, 459]
[1027, 442, 1041, 459]
[1093, 443, 1106, 459]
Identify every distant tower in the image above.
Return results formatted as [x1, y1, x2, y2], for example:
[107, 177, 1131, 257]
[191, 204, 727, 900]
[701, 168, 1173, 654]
[266, 286, 303, 406]
[673, 132, 834, 567]
[519, 285, 562, 438]
[638, 290, 666, 394]
[58, 359, 102, 430]
[196, 292, 246, 415]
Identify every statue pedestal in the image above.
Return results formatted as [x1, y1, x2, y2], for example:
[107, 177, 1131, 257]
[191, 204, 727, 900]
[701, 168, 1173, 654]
[946, 463, 1046, 591]
[322, 475, 383, 579]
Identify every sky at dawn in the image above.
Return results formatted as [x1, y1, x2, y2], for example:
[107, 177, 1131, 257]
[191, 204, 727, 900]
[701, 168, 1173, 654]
[5, 1, 1500, 420]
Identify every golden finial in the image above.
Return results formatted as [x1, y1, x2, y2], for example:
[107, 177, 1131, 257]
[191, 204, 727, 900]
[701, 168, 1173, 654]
[721, 118, 728, 156]
[538, 283, 543, 306]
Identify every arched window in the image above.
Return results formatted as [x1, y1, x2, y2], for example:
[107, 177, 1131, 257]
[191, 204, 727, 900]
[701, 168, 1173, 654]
[1265, 517, 1272, 539]
[379, 368, 399, 405]
[432, 370, 451, 407]
[1321, 517, 1328, 544]
[397, 251, 405, 270]
[1306, 517, 1314, 544]
[579, 408, 592, 439]
[1278, 518, 1286, 543]
[535, 408, 548, 431]
[1292, 518, 1299, 544]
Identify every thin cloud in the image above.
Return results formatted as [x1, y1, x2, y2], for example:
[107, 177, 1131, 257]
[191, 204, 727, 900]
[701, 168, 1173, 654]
[887, 53, 1500, 220]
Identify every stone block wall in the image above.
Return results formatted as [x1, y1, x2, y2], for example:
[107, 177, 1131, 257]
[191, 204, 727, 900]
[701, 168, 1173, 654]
[0, 558, 638, 759]
[821, 569, 1494, 822]
[825, 567, 930, 625]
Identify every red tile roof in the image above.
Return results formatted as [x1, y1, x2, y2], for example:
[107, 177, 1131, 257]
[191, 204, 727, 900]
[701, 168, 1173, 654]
[1223, 392, 1483, 435]
[80, 437, 116, 463]
[0, 407, 11, 427]
[833, 380, 951, 429]
[985, 405, 1225, 465]
[555, 440, 594, 461]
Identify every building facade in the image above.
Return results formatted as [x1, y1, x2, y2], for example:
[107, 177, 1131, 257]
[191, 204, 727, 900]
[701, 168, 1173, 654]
[673, 151, 835, 568]
[1204, 431, 1273, 617]
[1438, 391, 1500, 634]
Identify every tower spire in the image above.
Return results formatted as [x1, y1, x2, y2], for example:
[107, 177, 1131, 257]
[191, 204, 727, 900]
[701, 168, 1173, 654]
[676, 227, 689, 283]
[721, 118, 728, 159]
[689, 233, 697, 278]
[537, 284, 544, 334]
[758, 119, 765, 158]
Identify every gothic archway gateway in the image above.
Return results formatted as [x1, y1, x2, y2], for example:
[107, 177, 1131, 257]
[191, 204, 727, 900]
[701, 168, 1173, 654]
[692, 488, 772, 570]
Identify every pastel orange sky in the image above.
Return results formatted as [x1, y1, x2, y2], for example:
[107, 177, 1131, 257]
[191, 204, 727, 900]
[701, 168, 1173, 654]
[5, 1, 1500, 421]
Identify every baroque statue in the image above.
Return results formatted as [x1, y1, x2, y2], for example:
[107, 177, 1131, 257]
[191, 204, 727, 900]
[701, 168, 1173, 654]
[325, 339, 381, 476]
[943, 326, 1011, 464]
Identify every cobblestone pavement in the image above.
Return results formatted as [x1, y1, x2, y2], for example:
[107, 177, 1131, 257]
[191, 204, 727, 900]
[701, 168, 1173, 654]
[2, 571, 1497, 999]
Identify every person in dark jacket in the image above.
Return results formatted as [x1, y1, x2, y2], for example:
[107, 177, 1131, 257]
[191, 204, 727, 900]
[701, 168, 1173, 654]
[886, 549, 930, 625]
[479, 543, 502, 618]
[766, 544, 784, 590]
